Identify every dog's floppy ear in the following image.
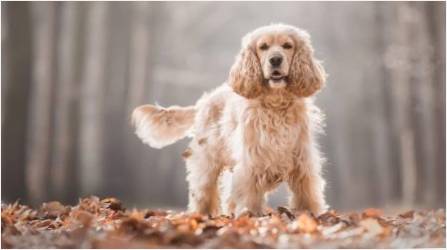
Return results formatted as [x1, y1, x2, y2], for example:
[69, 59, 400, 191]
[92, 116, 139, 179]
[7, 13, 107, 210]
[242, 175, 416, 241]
[288, 33, 327, 98]
[228, 47, 263, 99]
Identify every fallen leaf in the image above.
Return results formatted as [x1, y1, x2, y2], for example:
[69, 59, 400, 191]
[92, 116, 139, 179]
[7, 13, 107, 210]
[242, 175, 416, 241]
[277, 206, 295, 220]
[399, 210, 415, 219]
[290, 213, 317, 233]
[362, 208, 383, 218]
[360, 218, 384, 236]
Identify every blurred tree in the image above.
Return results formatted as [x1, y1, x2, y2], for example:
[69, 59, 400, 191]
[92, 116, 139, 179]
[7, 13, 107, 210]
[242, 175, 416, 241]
[1, 2, 33, 202]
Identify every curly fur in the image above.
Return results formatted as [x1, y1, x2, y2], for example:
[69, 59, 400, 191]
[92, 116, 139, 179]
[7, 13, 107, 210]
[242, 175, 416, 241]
[132, 23, 328, 216]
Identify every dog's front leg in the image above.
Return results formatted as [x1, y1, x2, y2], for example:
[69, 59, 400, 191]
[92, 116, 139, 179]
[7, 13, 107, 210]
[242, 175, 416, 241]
[287, 143, 328, 214]
[227, 164, 265, 216]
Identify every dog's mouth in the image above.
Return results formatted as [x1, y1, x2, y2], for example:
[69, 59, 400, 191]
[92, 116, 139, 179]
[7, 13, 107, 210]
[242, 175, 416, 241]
[269, 71, 286, 82]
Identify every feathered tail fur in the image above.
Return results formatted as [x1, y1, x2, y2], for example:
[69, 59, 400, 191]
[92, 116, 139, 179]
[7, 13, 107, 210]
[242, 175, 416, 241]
[131, 104, 196, 149]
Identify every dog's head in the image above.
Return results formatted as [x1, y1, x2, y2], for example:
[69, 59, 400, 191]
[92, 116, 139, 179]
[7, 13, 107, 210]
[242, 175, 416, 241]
[229, 24, 327, 99]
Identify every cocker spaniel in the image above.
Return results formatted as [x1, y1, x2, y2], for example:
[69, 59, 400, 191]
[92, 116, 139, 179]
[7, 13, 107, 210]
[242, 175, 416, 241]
[132, 24, 328, 216]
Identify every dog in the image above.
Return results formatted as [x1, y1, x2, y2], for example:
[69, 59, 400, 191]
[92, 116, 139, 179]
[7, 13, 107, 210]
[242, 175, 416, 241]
[132, 24, 328, 216]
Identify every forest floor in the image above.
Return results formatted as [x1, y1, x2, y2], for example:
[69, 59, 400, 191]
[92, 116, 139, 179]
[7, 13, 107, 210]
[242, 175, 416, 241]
[1, 196, 445, 248]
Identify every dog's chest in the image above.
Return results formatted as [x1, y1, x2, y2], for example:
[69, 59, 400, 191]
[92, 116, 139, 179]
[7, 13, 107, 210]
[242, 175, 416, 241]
[241, 104, 304, 166]
[251, 112, 298, 146]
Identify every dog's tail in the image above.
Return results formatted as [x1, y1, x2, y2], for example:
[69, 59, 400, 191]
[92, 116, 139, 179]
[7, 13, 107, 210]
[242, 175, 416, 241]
[131, 104, 196, 149]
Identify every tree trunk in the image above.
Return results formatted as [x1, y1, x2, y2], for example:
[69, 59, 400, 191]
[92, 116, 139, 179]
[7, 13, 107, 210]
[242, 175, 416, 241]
[1, 2, 33, 203]
[26, 2, 58, 204]
[78, 2, 107, 196]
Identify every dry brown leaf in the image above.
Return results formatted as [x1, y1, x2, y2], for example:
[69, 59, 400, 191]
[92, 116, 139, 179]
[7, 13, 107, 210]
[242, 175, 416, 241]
[362, 208, 383, 218]
[360, 218, 384, 236]
[290, 213, 318, 234]
[71, 210, 93, 227]
[277, 206, 295, 220]
[101, 197, 123, 211]
[399, 210, 415, 219]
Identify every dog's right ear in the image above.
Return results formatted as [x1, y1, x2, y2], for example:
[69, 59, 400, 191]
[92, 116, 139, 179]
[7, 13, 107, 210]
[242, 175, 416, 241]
[228, 47, 263, 99]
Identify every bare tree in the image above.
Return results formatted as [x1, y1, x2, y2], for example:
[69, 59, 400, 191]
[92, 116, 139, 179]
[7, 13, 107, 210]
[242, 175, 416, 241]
[1, 2, 33, 203]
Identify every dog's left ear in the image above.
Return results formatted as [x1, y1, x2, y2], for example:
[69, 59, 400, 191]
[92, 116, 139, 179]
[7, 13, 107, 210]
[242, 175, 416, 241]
[288, 33, 327, 98]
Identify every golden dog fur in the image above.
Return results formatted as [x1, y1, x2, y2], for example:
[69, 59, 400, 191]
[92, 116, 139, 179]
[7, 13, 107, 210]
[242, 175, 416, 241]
[132, 24, 328, 216]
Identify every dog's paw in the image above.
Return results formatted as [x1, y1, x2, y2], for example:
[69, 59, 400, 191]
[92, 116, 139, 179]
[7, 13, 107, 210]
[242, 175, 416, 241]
[235, 207, 265, 217]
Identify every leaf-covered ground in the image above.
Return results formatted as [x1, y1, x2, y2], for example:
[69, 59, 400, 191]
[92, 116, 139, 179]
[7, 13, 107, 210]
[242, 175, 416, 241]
[1, 196, 445, 248]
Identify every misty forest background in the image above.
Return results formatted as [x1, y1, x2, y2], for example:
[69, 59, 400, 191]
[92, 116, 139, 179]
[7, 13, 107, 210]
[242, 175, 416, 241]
[2, 2, 445, 211]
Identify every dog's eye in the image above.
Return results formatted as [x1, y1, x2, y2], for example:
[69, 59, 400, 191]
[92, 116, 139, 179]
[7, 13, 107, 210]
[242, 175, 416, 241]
[259, 43, 269, 50]
[282, 43, 293, 49]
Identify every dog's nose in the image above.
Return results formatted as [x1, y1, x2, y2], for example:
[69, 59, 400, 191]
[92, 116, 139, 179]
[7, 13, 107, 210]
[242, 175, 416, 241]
[269, 56, 283, 67]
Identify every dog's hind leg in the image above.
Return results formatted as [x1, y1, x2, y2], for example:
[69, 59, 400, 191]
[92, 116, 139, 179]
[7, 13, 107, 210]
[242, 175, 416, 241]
[184, 141, 222, 216]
